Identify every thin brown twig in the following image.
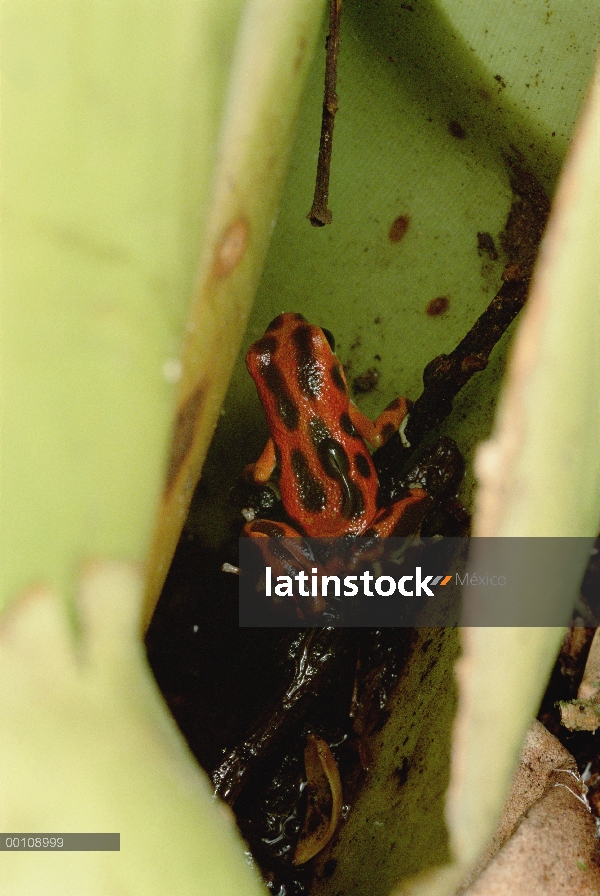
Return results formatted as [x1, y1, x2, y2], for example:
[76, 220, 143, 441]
[307, 0, 343, 227]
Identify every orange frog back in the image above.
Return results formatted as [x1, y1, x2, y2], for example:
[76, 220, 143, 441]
[246, 313, 379, 537]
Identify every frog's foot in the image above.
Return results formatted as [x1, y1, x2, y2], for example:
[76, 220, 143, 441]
[367, 488, 431, 538]
[243, 519, 326, 618]
[243, 519, 301, 538]
[348, 397, 410, 449]
[245, 437, 276, 483]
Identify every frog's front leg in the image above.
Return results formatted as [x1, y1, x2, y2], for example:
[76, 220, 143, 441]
[246, 437, 276, 483]
[243, 519, 326, 618]
[243, 519, 302, 539]
[348, 397, 411, 450]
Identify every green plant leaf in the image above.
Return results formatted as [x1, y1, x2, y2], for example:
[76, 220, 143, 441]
[0, 562, 268, 895]
[437, 52, 600, 894]
[0, 0, 245, 605]
[0, 1, 324, 892]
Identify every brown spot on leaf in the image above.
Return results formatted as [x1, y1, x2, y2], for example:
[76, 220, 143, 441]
[352, 367, 380, 394]
[213, 217, 249, 279]
[426, 296, 450, 316]
[477, 231, 499, 260]
[448, 120, 466, 139]
[388, 214, 410, 243]
[164, 384, 205, 494]
[294, 35, 307, 71]
[393, 757, 409, 788]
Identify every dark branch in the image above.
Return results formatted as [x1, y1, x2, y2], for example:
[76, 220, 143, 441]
[212, 628, 354, 804]
[307, 0, 343, 227]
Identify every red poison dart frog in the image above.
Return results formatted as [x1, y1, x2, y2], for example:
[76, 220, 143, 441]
[243, 313, 430, 614]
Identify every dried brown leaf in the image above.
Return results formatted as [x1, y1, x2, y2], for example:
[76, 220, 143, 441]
[459, 721, 600, 895]
[294, 734, 343, 865]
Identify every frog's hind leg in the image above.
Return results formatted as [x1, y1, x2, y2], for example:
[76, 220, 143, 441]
[369, 488, 431, 537]
[243, 519, 326, 618]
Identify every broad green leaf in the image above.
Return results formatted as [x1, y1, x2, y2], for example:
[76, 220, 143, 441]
[1, 0, 242, 606]
[0, 1, 324, 893]
[144, 0, 328, 619]
[438, 53, 600, 893]
[0, 562, 267, 895]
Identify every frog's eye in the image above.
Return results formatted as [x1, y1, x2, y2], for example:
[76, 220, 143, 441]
[322, 328, 335, 352]
[266, 314, 286, 332]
